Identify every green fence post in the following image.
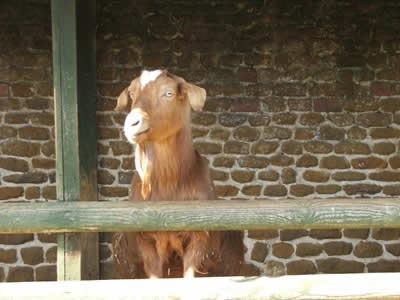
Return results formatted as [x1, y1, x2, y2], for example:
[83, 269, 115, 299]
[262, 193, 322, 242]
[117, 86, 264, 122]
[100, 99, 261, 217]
[51, 0, 99, 280]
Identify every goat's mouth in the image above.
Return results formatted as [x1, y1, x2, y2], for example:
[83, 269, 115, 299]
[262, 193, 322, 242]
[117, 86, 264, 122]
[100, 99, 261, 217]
[131, 128, 150, 142]
[134, 128, 149, 136]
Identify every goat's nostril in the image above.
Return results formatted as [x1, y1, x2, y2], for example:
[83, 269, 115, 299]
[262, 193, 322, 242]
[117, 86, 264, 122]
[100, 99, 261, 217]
[131, 120, 140, 126]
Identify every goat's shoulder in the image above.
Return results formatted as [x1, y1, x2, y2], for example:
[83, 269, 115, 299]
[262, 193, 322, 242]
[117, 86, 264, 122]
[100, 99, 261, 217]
[182, 150, 215, 200]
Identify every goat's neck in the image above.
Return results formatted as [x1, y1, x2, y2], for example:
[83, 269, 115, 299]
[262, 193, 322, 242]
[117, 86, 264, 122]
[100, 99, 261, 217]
[135, 126, 196, 199]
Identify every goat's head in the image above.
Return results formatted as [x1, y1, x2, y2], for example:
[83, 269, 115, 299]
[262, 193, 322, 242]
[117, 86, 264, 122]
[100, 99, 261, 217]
[115, 70, 206, 144]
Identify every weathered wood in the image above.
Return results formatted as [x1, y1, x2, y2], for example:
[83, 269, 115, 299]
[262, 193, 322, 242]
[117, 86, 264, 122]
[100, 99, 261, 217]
[51, 0, 98, 280]
[1, 198, 400, 233]
[0, 273, 399, 299]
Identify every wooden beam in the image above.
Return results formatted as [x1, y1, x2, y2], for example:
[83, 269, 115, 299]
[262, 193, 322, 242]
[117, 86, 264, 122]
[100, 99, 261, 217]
[1, 198, 400, 233]
[0, 273, 399, 299]
[51, 0, 98, 280]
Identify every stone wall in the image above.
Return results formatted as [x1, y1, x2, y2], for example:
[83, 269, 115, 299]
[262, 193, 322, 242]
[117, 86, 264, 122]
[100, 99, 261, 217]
[0, 0, 56, 281]
[1, 0, 400, 281]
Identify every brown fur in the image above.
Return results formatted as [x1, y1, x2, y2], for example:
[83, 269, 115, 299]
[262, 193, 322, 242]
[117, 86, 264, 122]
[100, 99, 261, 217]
[112, 70, 244, 278]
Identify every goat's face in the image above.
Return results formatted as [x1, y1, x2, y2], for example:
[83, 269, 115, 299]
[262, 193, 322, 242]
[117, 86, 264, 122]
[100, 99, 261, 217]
[115, 70, 206, 144]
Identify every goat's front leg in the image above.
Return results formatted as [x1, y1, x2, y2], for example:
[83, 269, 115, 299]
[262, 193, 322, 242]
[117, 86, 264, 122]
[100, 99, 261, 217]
[183, 232, 209, 278]
[144, 257, 163, 279]
[137, 238, 163, 278]
[183, 247, 206, 278]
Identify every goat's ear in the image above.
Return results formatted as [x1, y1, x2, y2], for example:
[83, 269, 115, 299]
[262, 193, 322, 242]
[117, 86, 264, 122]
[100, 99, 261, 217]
[185, 83, 207, 111]
[115, 78, 139, 112]
[114, 88, 131, 112]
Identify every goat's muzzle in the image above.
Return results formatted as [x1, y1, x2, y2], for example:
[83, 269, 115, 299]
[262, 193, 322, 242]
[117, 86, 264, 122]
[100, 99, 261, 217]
[124, 108, 150, 144]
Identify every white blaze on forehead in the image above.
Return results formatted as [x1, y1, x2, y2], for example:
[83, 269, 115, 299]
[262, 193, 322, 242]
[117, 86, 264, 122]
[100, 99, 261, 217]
[140, 70, 162, 90]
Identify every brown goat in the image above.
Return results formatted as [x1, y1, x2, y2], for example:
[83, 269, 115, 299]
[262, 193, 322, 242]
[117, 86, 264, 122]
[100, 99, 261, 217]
[112, 70, 244, 279]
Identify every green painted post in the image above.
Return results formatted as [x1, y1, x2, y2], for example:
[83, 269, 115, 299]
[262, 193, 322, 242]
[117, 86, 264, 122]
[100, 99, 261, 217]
[51, 0, 98, 280]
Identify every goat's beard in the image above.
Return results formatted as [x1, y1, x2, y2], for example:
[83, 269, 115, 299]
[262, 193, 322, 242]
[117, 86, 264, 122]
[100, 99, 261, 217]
[135, 143, 152, 199]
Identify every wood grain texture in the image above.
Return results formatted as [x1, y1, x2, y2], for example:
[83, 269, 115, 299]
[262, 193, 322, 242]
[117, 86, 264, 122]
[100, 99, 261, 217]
[51, 0, 98, 280]
[1, 198, 400, 233]
[0, 273, 399, 299]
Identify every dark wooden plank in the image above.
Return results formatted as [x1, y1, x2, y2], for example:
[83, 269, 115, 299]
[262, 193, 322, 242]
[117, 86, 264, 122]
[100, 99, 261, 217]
[51, 0, 98, 280]
[0, 273, 400, 299]
[75, 0, 98, 281]
[1, 199, 400, 233]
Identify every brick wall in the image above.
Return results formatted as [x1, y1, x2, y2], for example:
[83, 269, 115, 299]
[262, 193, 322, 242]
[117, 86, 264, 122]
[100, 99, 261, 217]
[0, 0, 56, 281]
[1, 0, 400, 281]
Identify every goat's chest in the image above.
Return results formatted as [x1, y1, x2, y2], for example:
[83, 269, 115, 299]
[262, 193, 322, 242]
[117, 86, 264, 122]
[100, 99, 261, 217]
[139, 231, 208, 259]
[132, 177, 209, 201]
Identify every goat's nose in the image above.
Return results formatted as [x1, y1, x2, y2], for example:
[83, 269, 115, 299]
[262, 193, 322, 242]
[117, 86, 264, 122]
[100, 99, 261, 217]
[125, 115, 143, 130]
[125, 112, 144, 128]
[131, 119, 140, 127]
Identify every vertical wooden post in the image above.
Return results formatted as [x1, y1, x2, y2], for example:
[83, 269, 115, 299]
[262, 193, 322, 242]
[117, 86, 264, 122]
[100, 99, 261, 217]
[51, 0, 99, 280]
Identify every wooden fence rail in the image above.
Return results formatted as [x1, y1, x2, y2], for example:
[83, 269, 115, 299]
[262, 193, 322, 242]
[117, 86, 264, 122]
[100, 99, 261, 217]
[1, 198, 400, 299]
[1, 198, 400, 233]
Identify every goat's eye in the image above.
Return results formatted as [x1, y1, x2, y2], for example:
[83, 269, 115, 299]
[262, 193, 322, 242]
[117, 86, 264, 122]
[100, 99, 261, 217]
[163, 90, 175, 99]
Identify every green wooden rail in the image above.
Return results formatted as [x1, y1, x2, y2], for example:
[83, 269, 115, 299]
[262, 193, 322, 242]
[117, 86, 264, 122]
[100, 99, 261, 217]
[1, 198, 400, 233]
[1, 198, 400, 299]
